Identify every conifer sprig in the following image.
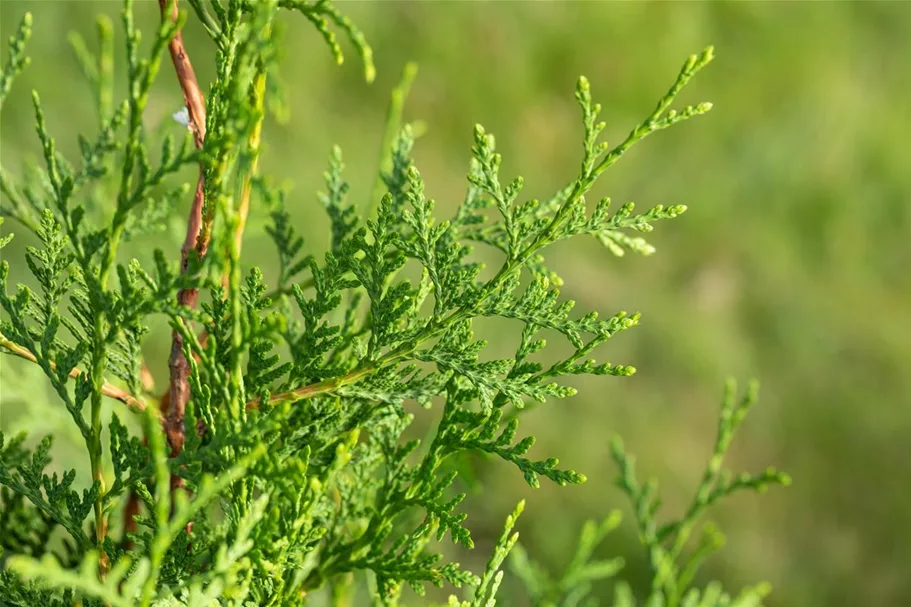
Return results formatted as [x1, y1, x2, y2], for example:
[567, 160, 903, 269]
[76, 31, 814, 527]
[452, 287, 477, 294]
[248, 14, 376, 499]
[609, 380, 791, 607]
[0, 11, 31, 109]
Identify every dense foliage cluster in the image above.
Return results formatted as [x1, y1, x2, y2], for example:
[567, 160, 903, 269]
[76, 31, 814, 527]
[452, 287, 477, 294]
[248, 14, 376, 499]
[0, 2, 788, 606]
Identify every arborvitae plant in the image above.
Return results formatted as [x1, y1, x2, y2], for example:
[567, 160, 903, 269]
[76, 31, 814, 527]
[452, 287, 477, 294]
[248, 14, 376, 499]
[0, 3, 789, 606]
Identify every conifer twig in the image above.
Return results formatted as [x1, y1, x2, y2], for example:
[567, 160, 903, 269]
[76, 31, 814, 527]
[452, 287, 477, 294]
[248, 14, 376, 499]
[0, 330, 147, 413]
[160, 0, 208, 459]
[1, 326, 355, 415]
[157, 0, 210, 549]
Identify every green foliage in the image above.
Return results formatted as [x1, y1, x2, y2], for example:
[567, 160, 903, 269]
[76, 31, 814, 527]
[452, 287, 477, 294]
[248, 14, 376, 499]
[0, 2, 786, 606]
[508, 381, 790, 607]
[609, 380, 790, 607]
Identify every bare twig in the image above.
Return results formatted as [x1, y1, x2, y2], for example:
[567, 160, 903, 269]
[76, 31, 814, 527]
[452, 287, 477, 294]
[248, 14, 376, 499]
[160, 0, 208, 459]
[157, 1, 211, 551]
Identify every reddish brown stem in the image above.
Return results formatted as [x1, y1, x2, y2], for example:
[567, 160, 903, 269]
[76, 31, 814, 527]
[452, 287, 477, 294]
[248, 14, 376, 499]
[164, 175, 206, 457]
[160, 0, 208, 461]
[159, 0, 206, 148]
[157, 1, 210, 551]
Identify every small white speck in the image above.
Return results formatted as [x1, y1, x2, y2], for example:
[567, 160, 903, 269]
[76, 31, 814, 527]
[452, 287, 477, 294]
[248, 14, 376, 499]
[172, 107, 190, 128]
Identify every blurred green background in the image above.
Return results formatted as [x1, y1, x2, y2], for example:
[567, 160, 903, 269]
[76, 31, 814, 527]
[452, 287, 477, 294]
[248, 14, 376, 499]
[1, 2, 910, 606]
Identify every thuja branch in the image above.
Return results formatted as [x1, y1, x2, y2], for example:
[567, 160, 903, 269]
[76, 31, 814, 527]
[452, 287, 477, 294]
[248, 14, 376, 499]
[0, 318, 357, 415]
[0, 3, 791, 603]
[1, 321, 379, 415]
[0, 330, 147, 412]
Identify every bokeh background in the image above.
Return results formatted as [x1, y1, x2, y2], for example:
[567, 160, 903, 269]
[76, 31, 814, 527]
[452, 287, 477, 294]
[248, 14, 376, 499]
[1, 2, 910, 606]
